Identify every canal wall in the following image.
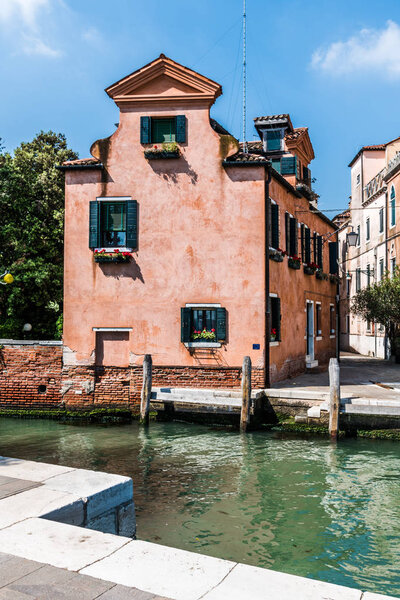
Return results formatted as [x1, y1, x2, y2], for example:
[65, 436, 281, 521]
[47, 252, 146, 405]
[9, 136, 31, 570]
[0, 341, 263, 412]
[0, 456, 396, 600]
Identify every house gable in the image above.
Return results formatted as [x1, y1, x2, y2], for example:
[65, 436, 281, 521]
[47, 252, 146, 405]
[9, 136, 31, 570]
[105, 54, 222, 107]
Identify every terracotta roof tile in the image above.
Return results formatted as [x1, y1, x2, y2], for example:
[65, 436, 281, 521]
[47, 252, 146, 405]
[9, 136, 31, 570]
[224, 152, 269, 164]
[285, 127, 307, 141]
[62, 157, 101, 167]
[254, 114, 290, 123]
[239, 141, 263, 151]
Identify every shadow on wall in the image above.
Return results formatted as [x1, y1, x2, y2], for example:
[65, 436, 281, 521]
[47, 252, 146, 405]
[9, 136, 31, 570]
[99, 256, 144, 283]
[147, 155, 198, 185]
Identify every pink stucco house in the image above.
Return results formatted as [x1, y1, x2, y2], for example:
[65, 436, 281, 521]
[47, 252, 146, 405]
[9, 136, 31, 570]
[59, 55, 337, 409]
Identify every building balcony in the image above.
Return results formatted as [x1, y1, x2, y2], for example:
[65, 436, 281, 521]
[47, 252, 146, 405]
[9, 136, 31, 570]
[363, 167, 386, 204]
[385, 151, 400, 181]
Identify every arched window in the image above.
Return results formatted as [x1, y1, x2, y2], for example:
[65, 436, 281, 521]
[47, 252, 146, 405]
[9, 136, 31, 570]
[390, 186, 396, 227]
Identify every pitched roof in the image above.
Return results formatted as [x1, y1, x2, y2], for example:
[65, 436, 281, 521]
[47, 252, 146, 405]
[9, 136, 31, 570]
[223, 152, 269, 164]
[59, 157, 102, 169]
[348, 144, 387, 167]
[239, 141, 263, 151]
[253, 114, 294, 132]
[285, 127, 308, 141]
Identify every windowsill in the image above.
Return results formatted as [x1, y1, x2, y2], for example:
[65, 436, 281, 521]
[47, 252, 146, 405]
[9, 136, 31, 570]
[94, 247, 133, 252]
[270, 341, 280, 347]
[316, 336, 322, 341]
[184, 342, 222, 348]
[330, 334, 336, 339]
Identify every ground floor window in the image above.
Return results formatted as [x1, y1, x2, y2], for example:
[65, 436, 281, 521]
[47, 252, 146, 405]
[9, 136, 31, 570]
[270, 296, 281, 342]
[330, 305, 335, 334]
[181, 306, 226, 343]
[316, 303, 322, 336]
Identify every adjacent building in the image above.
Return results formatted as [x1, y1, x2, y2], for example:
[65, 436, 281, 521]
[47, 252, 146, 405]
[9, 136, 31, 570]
[59, 55, 337, 408]
[338, 137, 400, 358]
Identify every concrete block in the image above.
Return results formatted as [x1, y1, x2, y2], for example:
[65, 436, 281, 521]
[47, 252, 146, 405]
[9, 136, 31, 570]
[201, 563, 361, 600]
[0, 486, 84, 529]
[87, 509, 117, 535]
[0, 457, 73, 482]
[81, 540, 235, 600]
[0, 518, 129, 571]
[118, 501, 136, 538]
[43, 468, 133, 519]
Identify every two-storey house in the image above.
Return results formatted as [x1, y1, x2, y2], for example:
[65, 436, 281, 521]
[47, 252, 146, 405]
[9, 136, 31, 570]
[59, 55, 337, 409]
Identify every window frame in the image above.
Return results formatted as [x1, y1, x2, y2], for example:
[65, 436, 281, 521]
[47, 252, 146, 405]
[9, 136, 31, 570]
[330, 305, 335, 336]
[181, 304, 226, 346]
[151, 117, 177, 143]
[270, 295, 281, 343]
[366, 217, 370, 241]
[93, 196, 135, 251]
[379, 208, 384, 233]
[390, 186, 396, 228]
[315, 303, 322, 337]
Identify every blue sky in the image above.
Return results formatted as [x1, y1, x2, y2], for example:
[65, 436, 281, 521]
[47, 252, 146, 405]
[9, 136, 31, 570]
[1, 0, 400, 214]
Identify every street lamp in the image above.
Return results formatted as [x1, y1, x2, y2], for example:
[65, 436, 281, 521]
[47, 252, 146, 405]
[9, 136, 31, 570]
[0, 270, 13, 285]
[346, 228, 358, 247]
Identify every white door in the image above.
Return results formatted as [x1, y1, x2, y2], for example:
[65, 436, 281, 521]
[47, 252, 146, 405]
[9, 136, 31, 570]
[306, 302, 314, 360]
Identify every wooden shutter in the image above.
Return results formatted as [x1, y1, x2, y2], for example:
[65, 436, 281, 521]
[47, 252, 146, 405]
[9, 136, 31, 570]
[126, 200, 138, 249]
[317, 235, 323, 268]
[266, 129, 281, 151]
[140, 116, 151, 144]
[89, 200, 99, 248]
[289, 217, 298, 256]
[216, 307, 227, 341]
[329, 241, 338, 274]
[313, 233, 317, 263]
[175, 115, 186, 143]
[285, 213, 290, 253]
[300, 224, 305, 262]
[305, 228, 311, 263]
[281, 156, 296, 175]
[181, 308, 191, 343]
[276, 297, 281, 341]
[271, 203, 279, 249]
[271, 159, 281, 174]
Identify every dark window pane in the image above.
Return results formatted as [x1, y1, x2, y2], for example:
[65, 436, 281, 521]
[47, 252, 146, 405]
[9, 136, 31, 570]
[151, 118, 176, 143]
[100, 202, 127, 247]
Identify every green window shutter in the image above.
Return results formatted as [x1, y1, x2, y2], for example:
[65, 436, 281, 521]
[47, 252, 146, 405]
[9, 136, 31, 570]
[285, 212, 290, 253]
[271, 159, 281, 174]
[317, 235, 323, 268]
[305, 228, 311, 263]
[216, 307, 227, 341]
[175, 115, 186, 143]
[329, 241, 338, 274]
[271, 203, 279, 249]
[89, 200, 99, 248]
[300, 224, 305, 262]
[126, 200, 138, 249]
[289, 217, 297, 256]
[276, 297, 281, 341]
[266, 129, 281, 151]
[281, 156, 296, 175]
[140, 116, 151, 144]
[181, 308, 191, 343]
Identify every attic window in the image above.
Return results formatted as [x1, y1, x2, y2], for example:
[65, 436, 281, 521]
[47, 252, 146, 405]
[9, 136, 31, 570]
[152, 118, 176, 143]
[264, 129, 284, 152]
[140, 115, 186, 144]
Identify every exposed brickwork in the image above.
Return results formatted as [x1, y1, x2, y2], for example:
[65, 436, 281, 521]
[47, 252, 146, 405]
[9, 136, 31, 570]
[0, 344, 265, 412]
[0, 344, 62, 409]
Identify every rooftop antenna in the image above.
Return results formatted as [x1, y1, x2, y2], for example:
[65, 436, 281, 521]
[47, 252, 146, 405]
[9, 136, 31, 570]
[242, 0, 248, 153]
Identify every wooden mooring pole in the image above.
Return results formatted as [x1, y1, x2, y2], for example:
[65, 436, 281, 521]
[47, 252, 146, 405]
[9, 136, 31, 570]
[140, 354, 152, 426]
[328, 358, 340, 440]
[240, 356, 252, 433]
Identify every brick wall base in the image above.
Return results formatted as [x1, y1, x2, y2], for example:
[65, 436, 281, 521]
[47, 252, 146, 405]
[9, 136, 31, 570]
[0, 344, 265, 412]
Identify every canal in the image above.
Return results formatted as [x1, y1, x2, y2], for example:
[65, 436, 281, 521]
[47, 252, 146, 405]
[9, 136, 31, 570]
[0, 418, 399, 596]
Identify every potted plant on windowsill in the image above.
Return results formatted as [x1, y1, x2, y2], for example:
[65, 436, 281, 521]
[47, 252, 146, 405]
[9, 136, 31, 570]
[94, 249, 132, 263]
[191, 328, 217, 342]
[144, 141, 181, 160]
[316, 269, 329, 281]
[270, 328, 277, 342]
[288, 255, 301, 270]
[329, 274, 339, 284]
[269, 248, 284, 262]
[304, 262, 318, 275]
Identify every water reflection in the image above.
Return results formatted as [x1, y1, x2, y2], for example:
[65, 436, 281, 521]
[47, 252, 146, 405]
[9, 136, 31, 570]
[0, 418, 399, 596]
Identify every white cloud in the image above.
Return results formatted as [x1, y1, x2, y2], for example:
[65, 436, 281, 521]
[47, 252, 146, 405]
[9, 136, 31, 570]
[312, 20, 400, 79]
[22, 34, 61, 57]
[0, 0, 50, 30]
[82, 26, 102, 46]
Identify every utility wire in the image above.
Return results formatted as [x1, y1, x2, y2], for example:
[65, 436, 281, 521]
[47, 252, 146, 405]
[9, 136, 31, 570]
[192, 17, 241, 67]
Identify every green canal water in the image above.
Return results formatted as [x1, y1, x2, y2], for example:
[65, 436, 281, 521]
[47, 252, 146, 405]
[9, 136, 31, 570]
[0, 418, 399, 596]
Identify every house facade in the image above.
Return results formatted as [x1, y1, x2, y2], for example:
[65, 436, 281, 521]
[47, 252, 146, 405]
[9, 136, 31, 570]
[338, 138, 400, 358]
[59, 55, 337, 408]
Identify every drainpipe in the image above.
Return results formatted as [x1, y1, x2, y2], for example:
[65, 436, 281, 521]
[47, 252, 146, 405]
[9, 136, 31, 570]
[384, 189, 389, 359]
[264, 165, 272, 389]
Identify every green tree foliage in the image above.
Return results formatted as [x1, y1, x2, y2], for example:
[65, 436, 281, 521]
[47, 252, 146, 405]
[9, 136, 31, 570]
[0, 132, 77, 339]
[351, 267, 400, 360]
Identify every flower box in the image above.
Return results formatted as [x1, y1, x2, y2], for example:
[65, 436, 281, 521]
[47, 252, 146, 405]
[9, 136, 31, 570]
[288, 257, 301, 270]
[144, 149, 180, 160]
[316, 270, 328, 281]
[94, 251, 132, 263]
[329, 274, 339, 284]
[269, 249, 284, 262]
[304, 265, 316, 275]
[191, 329, 217, 342]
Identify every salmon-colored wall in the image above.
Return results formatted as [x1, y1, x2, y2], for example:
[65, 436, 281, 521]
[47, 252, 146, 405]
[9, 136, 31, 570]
[269, 179, 337, 379]
[63, 102, 266, 369]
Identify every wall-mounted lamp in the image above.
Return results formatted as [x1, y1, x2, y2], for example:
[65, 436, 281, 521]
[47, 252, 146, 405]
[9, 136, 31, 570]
[346, 228, 358, 247]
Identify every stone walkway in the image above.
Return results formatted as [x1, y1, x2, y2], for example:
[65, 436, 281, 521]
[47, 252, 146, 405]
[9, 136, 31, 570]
[0, 552, 170, 599]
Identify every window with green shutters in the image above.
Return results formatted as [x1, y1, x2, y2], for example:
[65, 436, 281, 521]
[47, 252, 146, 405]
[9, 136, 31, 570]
[304, 227, 311, 263]
[289, 217, 298, 257]
[181, 306, 227, 343]
[270, 296, 281, 342]
[89, 199, 137, 250]
[270, 203, 280, 249]
[316, 235, 323, 269]
[329, 241, 338, 274]
[390, 186, 396, 227]
[140, 115, 186, 144]
[281, 156, 297, 176]
[264, 129, 282, 151]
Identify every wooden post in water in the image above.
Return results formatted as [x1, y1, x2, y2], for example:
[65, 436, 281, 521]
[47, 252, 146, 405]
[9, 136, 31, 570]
[140, 354, 152, 426]
[329, 358, 340, 440]
[240, 356, 252, 433]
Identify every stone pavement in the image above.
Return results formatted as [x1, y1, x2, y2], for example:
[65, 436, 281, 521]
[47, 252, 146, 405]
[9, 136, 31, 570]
[271, 352, 400, 402]
[0, 552, 170, 599]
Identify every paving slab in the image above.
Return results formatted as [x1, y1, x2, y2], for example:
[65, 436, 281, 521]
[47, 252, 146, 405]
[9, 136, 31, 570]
[9, 571, 115, 600]
[0, 457, 73, 482]
[81, 540, 235, 600]
[96, 584, 158, 599]
[0, 477, 40, 500]
[200, 563, 362, 600]
[363, 594, 400, 600]
[0, 518, 130, 571]
[0, 486, 83, 529]
[0, 589, 35, 599]
[0, 555, 43, 586]
[43, 468, 133, 519]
